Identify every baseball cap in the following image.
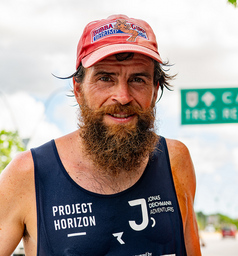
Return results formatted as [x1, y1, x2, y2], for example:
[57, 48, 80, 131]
[76, 14, 163, 69]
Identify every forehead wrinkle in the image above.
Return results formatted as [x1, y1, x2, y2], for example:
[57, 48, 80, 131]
[92, 53, 153, 68]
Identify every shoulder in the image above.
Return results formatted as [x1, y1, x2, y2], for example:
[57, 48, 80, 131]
[0, 150, 35, 214]
[165, 138, 192, 162]
[1, 150, 34, 180]
[1, 150, 34, 182]
[0, 150, 35, 203]
[165, 138, 194, 172]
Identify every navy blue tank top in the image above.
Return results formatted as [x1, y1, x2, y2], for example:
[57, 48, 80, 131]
[31, 136, 187, 256]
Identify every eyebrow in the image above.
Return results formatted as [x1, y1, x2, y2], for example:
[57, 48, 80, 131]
[132, 72, 152, 79]
[94, 71, 116, 77]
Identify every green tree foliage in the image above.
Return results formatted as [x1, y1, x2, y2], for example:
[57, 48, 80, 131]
[0, 130, 25, 172]
[196, 211, 238, 230]
[196, 211, 207, 230]
[228, 0, 237, 7]
[219, 213, 238, 229]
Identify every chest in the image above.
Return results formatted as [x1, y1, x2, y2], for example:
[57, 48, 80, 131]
[36, 165, 185, 256]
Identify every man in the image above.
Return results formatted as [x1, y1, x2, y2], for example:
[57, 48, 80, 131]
[0, 15, 201, 255]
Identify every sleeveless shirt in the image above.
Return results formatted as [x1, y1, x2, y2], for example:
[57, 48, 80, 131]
[31, 136, 187, 256]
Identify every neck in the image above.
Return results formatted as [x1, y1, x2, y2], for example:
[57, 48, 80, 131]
[78, 139, 150, 194]
[55, 131, 151, 195]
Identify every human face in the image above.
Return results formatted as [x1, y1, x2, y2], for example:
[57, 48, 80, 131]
[74, 53, 159, 127]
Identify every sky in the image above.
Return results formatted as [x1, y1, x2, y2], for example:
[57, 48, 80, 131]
[0, 0, 238, 219]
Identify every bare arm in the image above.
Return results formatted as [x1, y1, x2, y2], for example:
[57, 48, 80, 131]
[0, 151, 35, 256]
[166, 138, 201, 256]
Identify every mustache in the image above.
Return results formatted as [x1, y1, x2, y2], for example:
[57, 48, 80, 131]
[79, 101, 156, 132]
[93, 104, 145, 116]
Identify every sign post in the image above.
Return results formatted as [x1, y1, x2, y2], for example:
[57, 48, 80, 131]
[181, 88, 238, 125]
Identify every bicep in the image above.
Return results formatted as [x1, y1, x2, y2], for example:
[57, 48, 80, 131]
[0, 151, 33, 255]
[0, 209, 25, 256]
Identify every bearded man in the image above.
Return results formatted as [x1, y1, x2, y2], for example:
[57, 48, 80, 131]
[0, 15, 201, 256]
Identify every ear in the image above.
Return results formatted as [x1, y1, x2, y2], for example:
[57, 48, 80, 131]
[73, 77, 83, 105]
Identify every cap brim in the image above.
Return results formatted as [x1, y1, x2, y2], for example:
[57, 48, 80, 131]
[81, 44, 163, 68]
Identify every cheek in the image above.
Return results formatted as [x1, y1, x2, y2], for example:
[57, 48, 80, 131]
[137, 89, 156, 109]
[82, 88, 108, 110]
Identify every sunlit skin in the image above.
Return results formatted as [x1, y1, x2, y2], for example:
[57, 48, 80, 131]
[73, 53, 159, 127]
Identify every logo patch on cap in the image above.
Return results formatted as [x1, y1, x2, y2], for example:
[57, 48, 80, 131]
[91, 19, 148, 43]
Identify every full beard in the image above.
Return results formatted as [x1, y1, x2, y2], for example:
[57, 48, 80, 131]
[78, 101, 159, 175]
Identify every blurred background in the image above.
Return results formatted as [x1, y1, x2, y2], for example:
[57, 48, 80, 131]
[1, 1, 238, 254]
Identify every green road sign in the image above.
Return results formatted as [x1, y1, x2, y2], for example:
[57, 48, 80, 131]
[181, 88, 238, 125]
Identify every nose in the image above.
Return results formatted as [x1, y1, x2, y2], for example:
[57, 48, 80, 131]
[111, 82, 133, 105]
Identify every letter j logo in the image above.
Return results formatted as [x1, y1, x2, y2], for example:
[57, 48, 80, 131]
[128, 198, 149, 231]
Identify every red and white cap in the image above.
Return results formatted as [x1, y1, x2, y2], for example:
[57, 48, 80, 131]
[76, 14, 163, 69]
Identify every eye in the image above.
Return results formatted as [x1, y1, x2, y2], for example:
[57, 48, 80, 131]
[99, 76, 112, 82]
[130, 77, 144, 83]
